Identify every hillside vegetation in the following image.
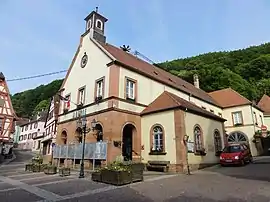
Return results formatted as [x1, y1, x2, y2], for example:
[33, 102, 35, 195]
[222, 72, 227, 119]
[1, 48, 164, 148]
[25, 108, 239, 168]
[11, 79, 63, 118]
[158, 43, 270, 101]
[11, 43, 270, 118]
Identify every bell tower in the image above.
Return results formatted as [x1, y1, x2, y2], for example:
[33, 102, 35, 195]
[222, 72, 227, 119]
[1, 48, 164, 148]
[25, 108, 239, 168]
[0, 72, 16, 141]
[84, 7, 108, 43]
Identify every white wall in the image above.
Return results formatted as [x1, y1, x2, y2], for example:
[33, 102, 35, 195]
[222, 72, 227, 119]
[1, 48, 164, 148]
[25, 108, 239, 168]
[59, 34, 112, 123]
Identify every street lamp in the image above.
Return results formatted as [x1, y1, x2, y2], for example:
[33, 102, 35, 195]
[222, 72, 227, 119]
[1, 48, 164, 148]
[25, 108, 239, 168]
[76, 116, 96, 178]
[183, 134, 191, 175]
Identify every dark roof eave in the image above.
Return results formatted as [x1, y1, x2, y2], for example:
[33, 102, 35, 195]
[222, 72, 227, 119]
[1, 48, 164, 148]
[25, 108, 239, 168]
[108, 60, 222, 109]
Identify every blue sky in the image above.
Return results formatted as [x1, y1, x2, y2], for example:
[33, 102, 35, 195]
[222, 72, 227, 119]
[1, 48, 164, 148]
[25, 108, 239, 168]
[1, 0, 270, 94]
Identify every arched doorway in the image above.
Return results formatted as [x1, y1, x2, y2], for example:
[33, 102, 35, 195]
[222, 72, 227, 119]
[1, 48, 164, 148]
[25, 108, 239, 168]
[95, 124, 103, 142]
[122, 124, 136, 161]
[228, 131, 248, 144]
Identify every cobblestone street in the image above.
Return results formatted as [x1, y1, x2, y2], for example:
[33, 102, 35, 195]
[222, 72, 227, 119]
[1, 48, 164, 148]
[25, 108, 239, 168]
[1, 151, 270, 201]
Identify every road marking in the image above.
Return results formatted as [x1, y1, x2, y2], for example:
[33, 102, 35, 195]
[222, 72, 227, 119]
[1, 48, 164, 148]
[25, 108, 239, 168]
[0, 176, 64, 201]
[0, 187, 19, 192]
[34, 177, 78, 187]
[8, 172, 46, 178]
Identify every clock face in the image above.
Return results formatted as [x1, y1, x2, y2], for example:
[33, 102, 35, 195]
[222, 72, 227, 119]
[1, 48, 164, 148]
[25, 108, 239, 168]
[81, 53, 88, 68]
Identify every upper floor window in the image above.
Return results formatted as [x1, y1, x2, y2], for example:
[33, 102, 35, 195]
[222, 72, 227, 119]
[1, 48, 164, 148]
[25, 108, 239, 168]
[24, 134, 27, 140]
[30, 124, 32, 130]
[78, 87, 85, 105]
[218, 113, 222, 117]
[232, 111, 243, 126]
[25, 125, 28, 131]
[28, 133, 32, 139]
[201, 106, 206, 110]
[194, 125, 204, 154]
[151, 125, 164, 152]
[34, 123, 38, 129]
[125, 78, 136, 100]
[96, 78, 104, 98]
[64, 94, 71, 110]
[21, 127, 24, 132]
[253, 112, 258, 125]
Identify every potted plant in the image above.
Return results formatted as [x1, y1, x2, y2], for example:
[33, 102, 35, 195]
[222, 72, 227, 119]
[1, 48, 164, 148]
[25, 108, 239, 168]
[25, 163, 34, 172]
[32, 163, 42, 172]
[59, 167, 70, 177]
[44, 164, 57, 175]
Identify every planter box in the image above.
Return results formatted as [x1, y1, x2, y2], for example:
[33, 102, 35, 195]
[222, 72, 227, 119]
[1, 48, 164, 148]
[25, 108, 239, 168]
[130, 163, 144, 182]
[44, 166, 57, 175]
[59, 168, 70, 177]
[25, 164, 33, 172]
[100, 170, 132, 186]
[91, 172, 101, 182]
[32, 164, 41, 172]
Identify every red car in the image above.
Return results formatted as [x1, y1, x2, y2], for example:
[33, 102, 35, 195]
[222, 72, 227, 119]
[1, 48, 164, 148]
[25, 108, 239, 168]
[220, 143, 253, 166]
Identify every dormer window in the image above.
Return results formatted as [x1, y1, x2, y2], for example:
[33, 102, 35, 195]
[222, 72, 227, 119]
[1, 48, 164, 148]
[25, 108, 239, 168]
[96, 19, 103, 30]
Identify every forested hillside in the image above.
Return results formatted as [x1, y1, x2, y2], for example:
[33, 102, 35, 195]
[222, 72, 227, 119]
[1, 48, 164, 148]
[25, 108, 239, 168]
[11, 43, 270, 118]
[158, 43, 270, 101]
[11, 79, 63, 118]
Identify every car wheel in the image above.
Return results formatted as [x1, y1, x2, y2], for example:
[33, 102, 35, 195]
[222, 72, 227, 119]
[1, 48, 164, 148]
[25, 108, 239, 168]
[240, 159, 245, 166]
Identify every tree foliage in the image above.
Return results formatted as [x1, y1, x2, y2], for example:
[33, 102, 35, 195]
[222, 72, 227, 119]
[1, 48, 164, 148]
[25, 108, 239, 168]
[11, 79, 63, 118]
[158, 43, 270, 101]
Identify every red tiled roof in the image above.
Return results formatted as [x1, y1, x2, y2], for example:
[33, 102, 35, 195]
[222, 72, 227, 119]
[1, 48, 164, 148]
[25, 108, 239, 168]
[258, 94, 270, 115]
[98, 42, 220, 107]
[208, 88, 252, 108]
[141, 91, 225, 122]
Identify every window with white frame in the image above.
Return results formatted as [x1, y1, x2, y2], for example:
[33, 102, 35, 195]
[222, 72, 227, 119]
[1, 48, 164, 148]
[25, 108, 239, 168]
[96, 19, 103, 30]
[96, 79, 104, 98]
[87, 20, 92, 29]
[232, 111, 243, 125]
[194, 125, 203, 152]
[152, 126, 163, 152]
[78, 87, 85, 105]
[126, 79, 135, 100]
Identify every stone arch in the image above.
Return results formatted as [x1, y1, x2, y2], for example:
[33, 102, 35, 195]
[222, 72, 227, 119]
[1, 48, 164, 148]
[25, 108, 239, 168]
[228, 131, 248, 144]
[121, 123, 137, 161]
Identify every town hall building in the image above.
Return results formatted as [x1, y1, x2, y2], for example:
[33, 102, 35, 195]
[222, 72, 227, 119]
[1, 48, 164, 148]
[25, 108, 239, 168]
[56, 8, 228, 172]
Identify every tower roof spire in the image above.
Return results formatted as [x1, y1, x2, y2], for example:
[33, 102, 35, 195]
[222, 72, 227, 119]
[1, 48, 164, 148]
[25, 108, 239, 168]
[0, 72, 5, 80]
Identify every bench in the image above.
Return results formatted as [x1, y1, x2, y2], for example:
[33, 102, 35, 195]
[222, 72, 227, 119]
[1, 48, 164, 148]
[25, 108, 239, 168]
[146, 160, 170, 172]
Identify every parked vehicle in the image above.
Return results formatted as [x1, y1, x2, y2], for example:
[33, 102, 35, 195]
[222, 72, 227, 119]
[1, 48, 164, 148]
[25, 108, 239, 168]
[220, 143, 253, 166]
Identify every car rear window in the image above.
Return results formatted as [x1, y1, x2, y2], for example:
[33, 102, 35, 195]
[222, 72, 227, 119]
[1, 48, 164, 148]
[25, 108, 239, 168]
[223, 145, 241, 153]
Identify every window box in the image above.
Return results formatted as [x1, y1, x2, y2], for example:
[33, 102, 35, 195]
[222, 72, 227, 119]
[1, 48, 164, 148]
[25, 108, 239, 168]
[77, 103, 83, 109]
[59, 167, 70, 177]
[32, 164, 44, 172]
[95, 96, 102, 103]
[149, 151, 167, 155]
[234, 123, 243, 126]
[195, 148, 206, 156]
[44, 165, 57, 175]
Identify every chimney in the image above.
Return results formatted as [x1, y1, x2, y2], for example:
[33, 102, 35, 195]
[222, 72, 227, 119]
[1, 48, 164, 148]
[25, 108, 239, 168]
[193, 74, 199, 88]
